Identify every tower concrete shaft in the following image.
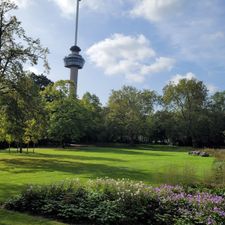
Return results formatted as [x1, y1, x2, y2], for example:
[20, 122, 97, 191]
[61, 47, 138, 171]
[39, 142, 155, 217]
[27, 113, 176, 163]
[64, 0, 85, 97]
[70, 67, 78, 96]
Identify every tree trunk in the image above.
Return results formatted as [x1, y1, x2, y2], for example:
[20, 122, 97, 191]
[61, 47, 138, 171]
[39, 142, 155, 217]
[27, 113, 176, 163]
[27, 142, 29, 154]
[33, 143, 35, 153]
[8, 143, 10, 153]
[130, 135, 135, 146]
[19, 142, 22, 153]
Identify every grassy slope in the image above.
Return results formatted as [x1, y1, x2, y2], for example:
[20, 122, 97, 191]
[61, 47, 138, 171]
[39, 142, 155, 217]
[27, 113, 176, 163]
[0, 145, 214, 202]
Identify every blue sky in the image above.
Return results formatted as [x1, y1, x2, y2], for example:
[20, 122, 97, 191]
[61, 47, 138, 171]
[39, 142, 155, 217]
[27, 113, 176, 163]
[13, 0, 225, 104]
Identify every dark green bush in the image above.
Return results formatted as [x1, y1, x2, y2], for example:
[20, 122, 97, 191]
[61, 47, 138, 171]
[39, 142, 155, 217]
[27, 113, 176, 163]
[4, 179, 225, 225]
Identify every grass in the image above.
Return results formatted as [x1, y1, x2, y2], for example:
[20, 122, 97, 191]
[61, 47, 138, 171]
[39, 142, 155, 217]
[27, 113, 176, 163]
[0, 209, 65, 225]
[0, 145, 214, 202]
[0, 145, 216, 224]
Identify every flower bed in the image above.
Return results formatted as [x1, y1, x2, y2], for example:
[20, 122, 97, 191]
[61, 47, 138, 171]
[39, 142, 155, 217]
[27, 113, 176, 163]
[4, 179, 225, 225]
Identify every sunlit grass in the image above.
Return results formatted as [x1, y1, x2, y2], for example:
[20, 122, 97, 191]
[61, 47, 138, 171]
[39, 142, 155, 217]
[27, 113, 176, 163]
[0, 145, 214, 202]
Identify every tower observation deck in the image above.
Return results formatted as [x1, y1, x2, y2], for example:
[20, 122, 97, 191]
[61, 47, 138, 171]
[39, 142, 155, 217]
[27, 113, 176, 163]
[64, 0, 85, 97]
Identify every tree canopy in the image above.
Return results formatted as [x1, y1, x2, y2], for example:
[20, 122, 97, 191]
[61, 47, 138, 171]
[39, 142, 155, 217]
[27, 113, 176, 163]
[0, 0, 224, 150]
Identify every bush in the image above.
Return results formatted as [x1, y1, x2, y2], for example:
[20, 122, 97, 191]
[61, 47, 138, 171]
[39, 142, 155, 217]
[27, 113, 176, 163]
[4, 179, 225, 225]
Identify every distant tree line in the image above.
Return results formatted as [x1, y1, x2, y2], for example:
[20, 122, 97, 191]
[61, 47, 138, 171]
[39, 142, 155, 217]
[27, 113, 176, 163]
[0, 0, 224, 151]
[1, 73, 224, 150]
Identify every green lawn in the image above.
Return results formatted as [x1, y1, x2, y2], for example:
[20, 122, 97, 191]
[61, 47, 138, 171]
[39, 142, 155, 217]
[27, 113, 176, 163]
[0, 145, 214, 201]
[0, 145, 214, 224]
[0, 209, 65, 225]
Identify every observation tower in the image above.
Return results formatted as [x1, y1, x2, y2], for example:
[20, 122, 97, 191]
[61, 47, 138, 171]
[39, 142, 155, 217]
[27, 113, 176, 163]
[64, 0, 85, 97]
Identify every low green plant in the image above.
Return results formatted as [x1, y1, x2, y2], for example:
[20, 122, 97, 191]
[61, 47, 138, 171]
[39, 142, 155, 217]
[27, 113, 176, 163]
[4, 179, 225, 225]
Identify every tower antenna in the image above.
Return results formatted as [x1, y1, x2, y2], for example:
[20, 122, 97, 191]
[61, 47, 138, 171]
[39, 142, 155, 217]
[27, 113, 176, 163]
[64, 0, 85, 97]
[74, 0, 80, 46]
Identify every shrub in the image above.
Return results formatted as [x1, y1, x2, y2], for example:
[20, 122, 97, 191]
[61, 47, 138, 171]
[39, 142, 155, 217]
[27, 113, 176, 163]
[4, 179, 225, 225]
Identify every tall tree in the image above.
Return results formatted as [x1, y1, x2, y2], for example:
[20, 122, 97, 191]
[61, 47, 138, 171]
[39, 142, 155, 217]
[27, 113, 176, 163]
[42, 80, 88, 146]
[30, 73, 53, 91]
[81, 92, 103, 142]
[106, 86, 157, 144]
[163, 78, 208, 146]
[1, 74, 46, 152]
[0, 0, 49, 151]
[211, 91, 225, 112]
[206, 91, 225, 146]
[0, 0, 49, 95]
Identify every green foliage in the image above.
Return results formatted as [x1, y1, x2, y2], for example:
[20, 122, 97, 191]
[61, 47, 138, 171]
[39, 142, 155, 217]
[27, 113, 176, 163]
[42, 81, 89, 145]
[163, 78, 208, 146]
[4, 179, 225, 225]
[0, 74, 47, 151]
[30, 73, 53, 91]
[80, 92, 103, 142]
[106, 86, 157, 143]
[0, 0, 49, 92]
[0, 0, 49, 151]
[211, 91, 225, 112]
[47, 97, 88, 144]
[0, 2, 225, 150]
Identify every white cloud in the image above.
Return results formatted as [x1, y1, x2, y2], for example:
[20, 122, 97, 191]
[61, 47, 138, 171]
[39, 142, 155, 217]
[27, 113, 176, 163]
[27, 66, 39, 74]
[131, 0, 183, 22]
[13, 0, 31, 8]
[49, 0, 74, 17]
[206, 84, 219, 94]
[130, 0, 225, 68]
[86, 33, 175, 83]
[169, 73, 219, 94]
[170, 72, 196, 85]
[82, 0, 126, 12]
[49, 0, 128, 17]
[141, 57, 175, 75]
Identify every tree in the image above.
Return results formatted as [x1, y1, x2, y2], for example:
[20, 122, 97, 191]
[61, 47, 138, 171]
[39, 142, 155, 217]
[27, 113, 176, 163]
[30, 73, 53, 91]
[146, 111, 171, 144]
[0, 74, 47, 152]
[42, 80, 88, 146]
[24, 118, 45, 153]
[106, 86, 157, 144]
[0, 1, 49, 152]
[0, 0, 49, 92]
[206, 91, 225, 147]
[41, 80, 71, 104]
[0, 110, 7, 142]
[163, 78, 208, 146]
[80, 92, 103, 142]
[211, 91, 225, 112]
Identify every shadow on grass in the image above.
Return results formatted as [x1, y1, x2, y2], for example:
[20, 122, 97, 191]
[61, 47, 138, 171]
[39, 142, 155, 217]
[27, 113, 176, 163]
[0, 145, 189, 156]
[0, 157, 203, 202]
[18, 153, 127, 162]
[2, 148, 174, 157]
[0, 209, 66, 225]
[0, 158, 148, 177]
[0, 157, 163, 184]
[58, 147, 174, 156]
[75, 144, 190, 152]
[0, 183, 25, 203]
[135, 145, 191, 152]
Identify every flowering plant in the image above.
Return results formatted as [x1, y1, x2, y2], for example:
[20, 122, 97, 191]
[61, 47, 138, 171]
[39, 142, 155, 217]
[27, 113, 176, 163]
[5, 178, 225, 225]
